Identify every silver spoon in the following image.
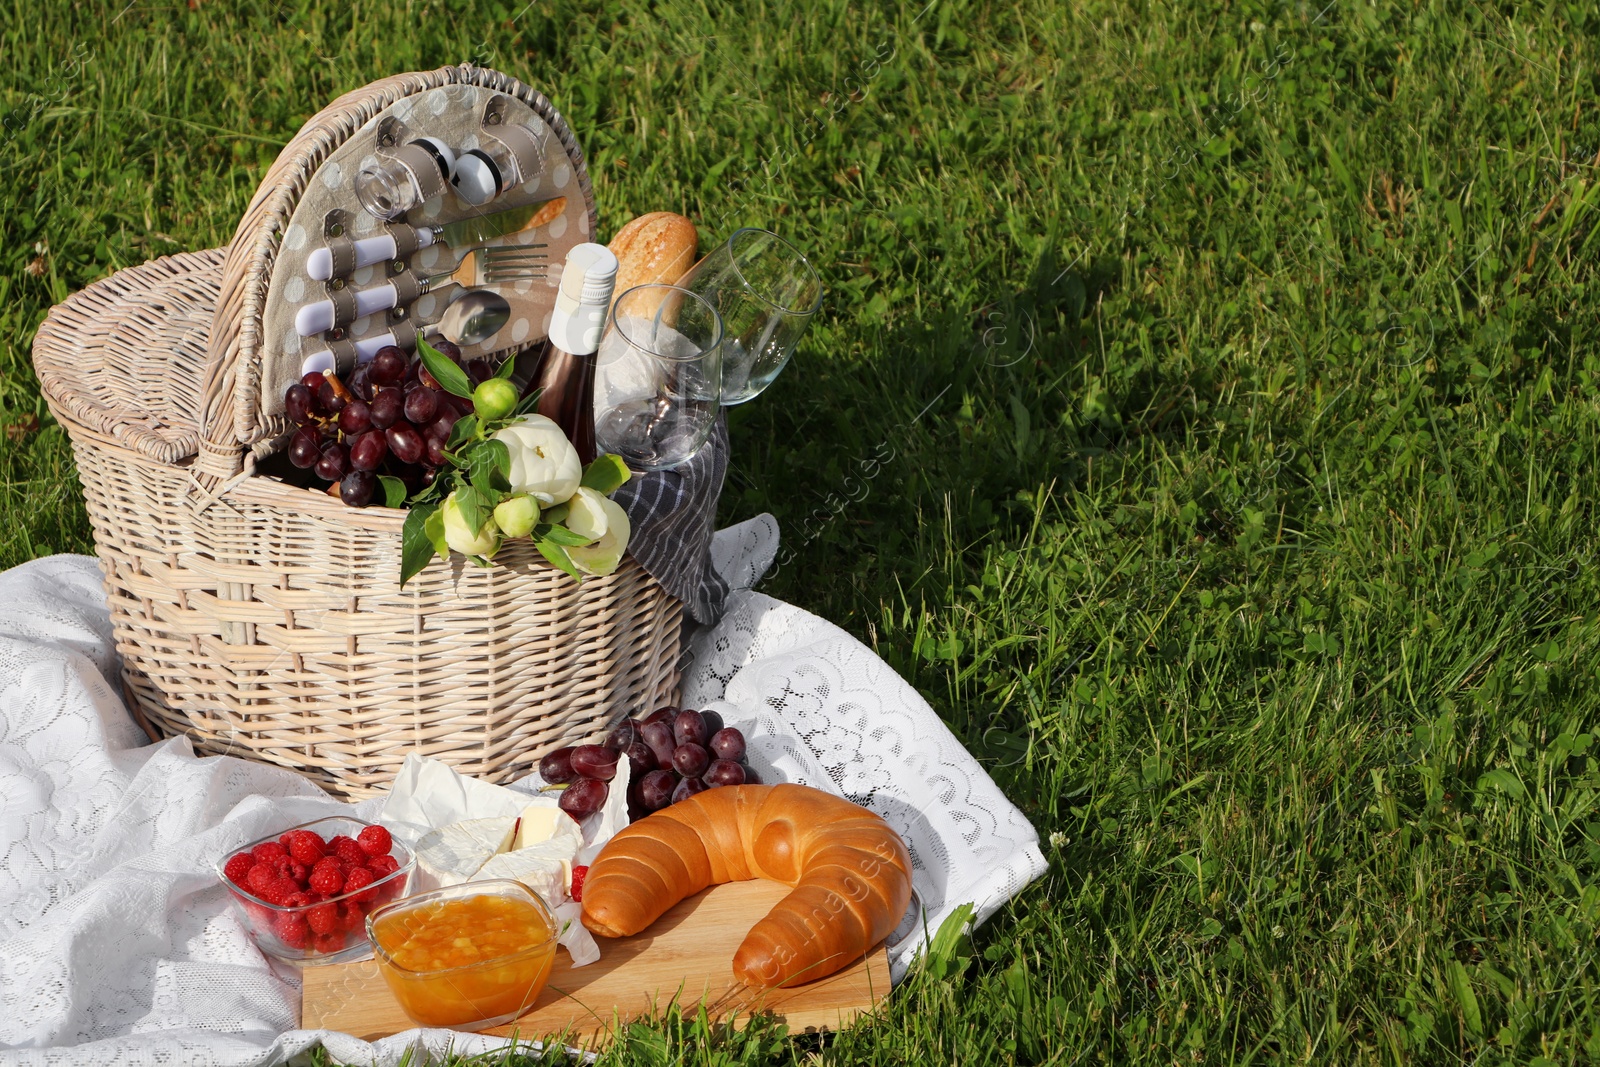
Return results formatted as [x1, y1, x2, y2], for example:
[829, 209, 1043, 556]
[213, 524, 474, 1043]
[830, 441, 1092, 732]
[429, 288, 512, 346]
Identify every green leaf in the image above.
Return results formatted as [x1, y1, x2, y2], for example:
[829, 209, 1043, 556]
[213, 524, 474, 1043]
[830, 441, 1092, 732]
[1447, 960, 1482, 1035]
[455, 485, 488, 537]
[921, 902, 975, 982]
[542, 522, 594, 547]
[466, 439, 512, 489]
[469, 467, 506, 510]
[418, 337, 474, 398]
[423, 505, 449, 558]
[512, 388, 544, 418]
[542, 501, 570, 526]
[400, 503, 440, 587]
[493, 353, 517, 379]
[581, 453, 632, 495]
[378, 475, 407, 509]
[535, 537, 584, 582]
[446, 414, 478, 451]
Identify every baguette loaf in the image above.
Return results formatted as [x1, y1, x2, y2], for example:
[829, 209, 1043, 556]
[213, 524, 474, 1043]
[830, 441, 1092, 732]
[581, 784, 913, 988]
[606, 211, 699, 315]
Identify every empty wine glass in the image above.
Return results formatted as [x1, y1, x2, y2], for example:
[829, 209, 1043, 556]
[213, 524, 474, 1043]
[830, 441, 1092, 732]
[593, 284, 724, 472]
[674, 228, 822, 404]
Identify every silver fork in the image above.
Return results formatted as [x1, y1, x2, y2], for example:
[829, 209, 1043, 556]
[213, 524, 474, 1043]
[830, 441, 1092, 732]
[294, 244, 550, 337]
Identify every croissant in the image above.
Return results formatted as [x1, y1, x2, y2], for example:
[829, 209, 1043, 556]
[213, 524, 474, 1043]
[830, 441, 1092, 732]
[581, 784, 913, 988]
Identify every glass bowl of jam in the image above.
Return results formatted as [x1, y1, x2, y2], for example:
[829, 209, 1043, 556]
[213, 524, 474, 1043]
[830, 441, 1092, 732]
[366, 878, 559, 1030]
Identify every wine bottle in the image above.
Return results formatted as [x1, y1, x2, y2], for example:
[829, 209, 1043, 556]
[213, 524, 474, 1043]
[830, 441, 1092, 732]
[531, 243, 619, 464]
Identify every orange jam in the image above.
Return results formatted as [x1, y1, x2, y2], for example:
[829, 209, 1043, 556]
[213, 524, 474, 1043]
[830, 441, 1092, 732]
[372, 891, 556, 1029]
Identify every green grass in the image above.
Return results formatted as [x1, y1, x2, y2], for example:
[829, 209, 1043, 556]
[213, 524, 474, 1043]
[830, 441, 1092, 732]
[7, 0, 1600, 1062]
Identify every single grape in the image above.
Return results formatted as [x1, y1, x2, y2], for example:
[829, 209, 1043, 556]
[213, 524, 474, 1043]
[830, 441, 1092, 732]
[709, 727, 746, 763]
[704, 759, 746, 787]
[605, 721, 639, 751]
[639, 770, 678, 811]
[369, 387, 402, 430]
[386, 422, 425, 465]
[314, 442, 350, 481]
[288, 428, 321, 468]
[403, 386, 440, 425]
[421, 468, 438, 486]
[371, 346, 407, 385]
[539, 747, 576, 784]
[623, 741, 656, 778]
[671, 776, 709, 804]
[432, 339, 462, 363]
[672, 742, 710, 779]
[338, 399, 372, 436]
[340, 469, 375, 507]
[348, 430, 388, 471]
[317, 379, 347, 415]
[701, 709, 725, 736]
[285, 384, 316, 426]
[465, 359, 492, 386]
[559, 777, 608, 819]
[673, 709, 709, 748]
[640, 721, 676, 769]
[348, 364, 375, 402]
[418, 364, 442, 390]
[570, 744, 620, 781]
[644, 707, 677, 727]
[301, 371, 327, 391]
[425, 436, 448, 468]
[742, 765, 762, 785]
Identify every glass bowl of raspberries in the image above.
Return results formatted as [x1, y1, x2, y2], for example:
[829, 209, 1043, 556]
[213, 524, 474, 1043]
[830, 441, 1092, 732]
[217, 816, 413, 965]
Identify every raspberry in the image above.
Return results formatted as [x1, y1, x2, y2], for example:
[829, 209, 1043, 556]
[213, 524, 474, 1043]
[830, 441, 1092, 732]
[223, 853, 255, 887]
[313, 931, 346, 954]
[307, 902, 341, 935]
[284, 892, 312, 909]
[309, 858, 346, 897]
[570, 865, 589, 902]
[246, 863, 278, 897]
[275, 911, 310, 948]
[329, 836, 366, 865]
[261, 879, 297, 907]
[251, 841, 289, 867]
[277, 832, 296, 849]
[288, 861, 309, 886]
[368, 854, 400, 879]
[344, 865, 378, 904]
[286, 830, 327, 866]
[357, 825, 392, 858]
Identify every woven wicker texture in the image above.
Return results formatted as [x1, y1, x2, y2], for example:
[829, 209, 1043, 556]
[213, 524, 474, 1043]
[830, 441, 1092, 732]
[32, 67, 682, 798]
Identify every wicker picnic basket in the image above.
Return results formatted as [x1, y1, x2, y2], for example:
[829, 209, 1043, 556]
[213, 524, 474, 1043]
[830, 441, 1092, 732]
[31, 67, 683, 798]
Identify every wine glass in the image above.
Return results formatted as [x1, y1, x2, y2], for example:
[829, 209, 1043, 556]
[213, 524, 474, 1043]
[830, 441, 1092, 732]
[593, 284, 724, 472]
[674, 228, 822, 404]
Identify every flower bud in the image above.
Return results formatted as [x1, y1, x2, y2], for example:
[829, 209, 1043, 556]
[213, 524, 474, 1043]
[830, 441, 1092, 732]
[473, 378, 518, 421]
[567, 495, 631, 576]
[563, 487, 610, 543]
[492, 414, 582, 504]
[493, 493, 539, 539]
[442, 492, 502, 557]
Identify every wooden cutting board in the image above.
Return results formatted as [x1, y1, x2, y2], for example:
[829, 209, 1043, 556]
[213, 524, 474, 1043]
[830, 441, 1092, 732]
[300, 880, 889, 1049]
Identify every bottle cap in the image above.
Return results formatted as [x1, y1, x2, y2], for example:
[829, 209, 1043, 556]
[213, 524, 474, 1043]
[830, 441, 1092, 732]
[548, 244, 619, 355]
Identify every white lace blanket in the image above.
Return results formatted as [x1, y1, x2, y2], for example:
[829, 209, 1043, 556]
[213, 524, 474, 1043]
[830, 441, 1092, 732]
[0, 521, 1044, 1066]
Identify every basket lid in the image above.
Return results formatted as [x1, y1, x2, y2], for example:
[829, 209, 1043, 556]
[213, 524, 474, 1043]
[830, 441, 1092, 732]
[201, 66, 598, 480]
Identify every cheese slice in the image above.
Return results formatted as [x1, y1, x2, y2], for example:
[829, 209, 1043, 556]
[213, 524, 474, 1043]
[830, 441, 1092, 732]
[475, 846, 573, 905]
[414, 816, 516, 891]
[511, 803, 581, 851]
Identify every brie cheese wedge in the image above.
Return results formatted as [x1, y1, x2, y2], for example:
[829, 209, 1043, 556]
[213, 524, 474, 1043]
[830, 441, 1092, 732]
[413, 816, 517, 891]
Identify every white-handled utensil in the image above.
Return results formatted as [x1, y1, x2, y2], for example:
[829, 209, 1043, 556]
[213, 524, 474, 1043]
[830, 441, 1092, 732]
[306, 198, 559, 281]
[294, 246, 547, 336]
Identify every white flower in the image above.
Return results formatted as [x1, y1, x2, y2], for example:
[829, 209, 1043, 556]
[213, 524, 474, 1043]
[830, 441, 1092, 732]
[566, 495, 631, 576]
[1049, 831, 1068, 849]
[442, 492, 502, 557]
[492, 415, 582, 505]
[564, 487, 611, 543]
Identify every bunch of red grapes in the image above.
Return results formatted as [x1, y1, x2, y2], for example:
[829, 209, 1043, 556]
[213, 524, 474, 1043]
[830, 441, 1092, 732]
[282, 341, 498, 507]
[540, 707, 757, 821]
